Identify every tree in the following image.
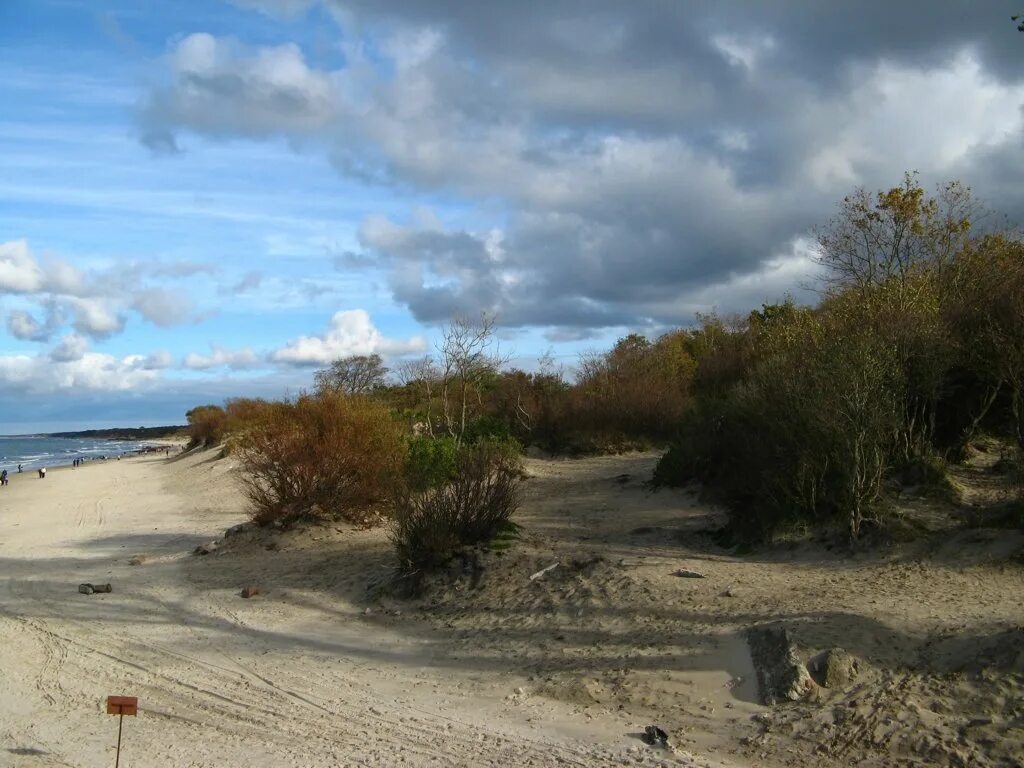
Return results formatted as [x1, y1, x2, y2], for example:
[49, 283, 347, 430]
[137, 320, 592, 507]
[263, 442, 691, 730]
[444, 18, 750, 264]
[396, 355, 441, 437]
[815, 172, 975, 303]
[314, 354, 389, 395]
[437, 314, 509, 444]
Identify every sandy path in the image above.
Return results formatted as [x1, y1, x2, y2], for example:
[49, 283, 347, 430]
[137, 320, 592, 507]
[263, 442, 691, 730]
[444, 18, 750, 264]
[0, 452, 729, 767]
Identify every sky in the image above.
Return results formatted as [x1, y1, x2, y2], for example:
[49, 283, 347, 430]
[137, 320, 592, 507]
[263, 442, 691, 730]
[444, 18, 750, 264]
[2, 1, 1024, 432]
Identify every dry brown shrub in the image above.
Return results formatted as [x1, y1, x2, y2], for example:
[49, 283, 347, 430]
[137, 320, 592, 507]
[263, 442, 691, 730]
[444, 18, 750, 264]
[185, 404, 228, 447]
[236, 392, 407, 526]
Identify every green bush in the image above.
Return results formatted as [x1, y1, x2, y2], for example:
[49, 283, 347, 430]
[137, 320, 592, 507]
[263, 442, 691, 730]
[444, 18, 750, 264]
[391, 442, 522, 575]
[404, 436, 460, 492]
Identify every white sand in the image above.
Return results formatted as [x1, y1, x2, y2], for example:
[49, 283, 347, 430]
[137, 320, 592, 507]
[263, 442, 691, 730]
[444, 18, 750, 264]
[2, 446, 1021, 767]
[0, 450, 733, 767]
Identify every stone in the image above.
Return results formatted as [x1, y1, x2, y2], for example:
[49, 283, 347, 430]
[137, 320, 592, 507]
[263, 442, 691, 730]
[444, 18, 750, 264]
[240, 586, 260, 598]
[224, 522, 256, 538]
[746, 626, 816, 705]
[78, 583, 112, 594]
[127, 555, 147, 566]
[643, 725, 669, 746]
[809, 647, 860, 689]
[672, 568, 706, 579]
[193, 541, 219, 555]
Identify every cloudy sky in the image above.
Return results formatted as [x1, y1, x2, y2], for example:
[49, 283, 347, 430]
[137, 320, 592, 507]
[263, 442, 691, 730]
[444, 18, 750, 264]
[2, 1, 1023, 432]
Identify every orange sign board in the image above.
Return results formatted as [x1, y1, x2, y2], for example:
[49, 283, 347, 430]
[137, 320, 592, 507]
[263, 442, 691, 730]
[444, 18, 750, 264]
[106, 696, 138, 716]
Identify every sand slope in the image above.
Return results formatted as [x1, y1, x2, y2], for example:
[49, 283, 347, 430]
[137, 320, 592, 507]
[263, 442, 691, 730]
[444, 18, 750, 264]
[0, 451, 731, 767]
[1, 447, 1021, 767]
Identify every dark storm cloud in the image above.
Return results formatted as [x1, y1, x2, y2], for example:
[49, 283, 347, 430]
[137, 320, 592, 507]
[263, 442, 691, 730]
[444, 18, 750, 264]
[145, 1, 1024, 329]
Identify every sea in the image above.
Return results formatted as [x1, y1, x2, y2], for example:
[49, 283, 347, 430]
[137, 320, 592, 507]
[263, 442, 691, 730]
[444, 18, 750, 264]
[0, 435, 160, 472]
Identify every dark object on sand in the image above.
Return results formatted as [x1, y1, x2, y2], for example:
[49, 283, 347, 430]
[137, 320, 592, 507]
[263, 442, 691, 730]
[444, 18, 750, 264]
[643, 725, 669, 746]
[78, 583, 112, 594]
[240, 586, 260, 598]
[746, 626, 816, 704]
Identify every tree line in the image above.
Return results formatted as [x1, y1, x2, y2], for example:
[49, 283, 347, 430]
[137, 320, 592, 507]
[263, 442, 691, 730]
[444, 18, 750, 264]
[185, 172, 1024, 570]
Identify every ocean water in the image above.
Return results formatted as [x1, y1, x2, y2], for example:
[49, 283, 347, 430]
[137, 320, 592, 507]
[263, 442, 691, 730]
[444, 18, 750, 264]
[0, 436, 159, 472]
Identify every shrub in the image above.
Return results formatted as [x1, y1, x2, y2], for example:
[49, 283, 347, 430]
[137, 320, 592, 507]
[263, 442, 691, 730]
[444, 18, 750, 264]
[650, 440, 699, 488]
[391, 442, 522, 574]
[654, 304, 905, 542]
[185, 404, 228, 448]
[897, 452, 956, 500]
[404, 436, 460, 492]
[236, 393, 407, 526]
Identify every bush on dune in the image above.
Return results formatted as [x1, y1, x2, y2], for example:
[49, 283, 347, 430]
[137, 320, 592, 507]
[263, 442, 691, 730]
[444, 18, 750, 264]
[404, 435, 460, 493]
[391, 441, 522, 575]
[654, 174, 1024, 541]
[236, 393, 407, 527]
[657, 303, 904, 541]
[185, 404, 228, 448]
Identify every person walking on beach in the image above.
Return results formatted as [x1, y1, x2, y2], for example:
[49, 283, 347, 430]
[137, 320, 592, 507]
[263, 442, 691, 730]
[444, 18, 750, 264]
[38, 467, 46, 479]
[1, 470, 8, 486]
[17, 463, 23, 473]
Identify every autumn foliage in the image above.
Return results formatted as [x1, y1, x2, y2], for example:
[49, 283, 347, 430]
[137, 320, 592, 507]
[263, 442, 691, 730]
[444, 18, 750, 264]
[235, 393, 407, 526]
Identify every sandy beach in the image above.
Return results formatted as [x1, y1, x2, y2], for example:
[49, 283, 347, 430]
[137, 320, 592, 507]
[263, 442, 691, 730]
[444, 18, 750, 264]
[1, 448, 1021, 767]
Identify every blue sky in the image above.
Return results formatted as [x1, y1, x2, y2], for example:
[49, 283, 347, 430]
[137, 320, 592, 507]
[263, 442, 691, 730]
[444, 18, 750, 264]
[3, 1, 1024, 432]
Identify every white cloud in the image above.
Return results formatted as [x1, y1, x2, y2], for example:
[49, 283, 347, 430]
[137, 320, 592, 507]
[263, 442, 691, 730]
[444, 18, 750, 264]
[0, 240, 46, 293]
[0, 352, 159, 394]
[803, 52, 1024, 191]
[143, 33, 338, 144]
[64, 297, 125, 339]
[133, 6, 1024, 334]
[271, 309, 426, 366]
[49, 333, 89, 362]
[711, 33, 776, 71]
[183, 345, 261, 370]
[0, 240, 211, 343]
[132, 287, 194, 327]
[142, 350, 174, 370]
[6, 309, 51, 341]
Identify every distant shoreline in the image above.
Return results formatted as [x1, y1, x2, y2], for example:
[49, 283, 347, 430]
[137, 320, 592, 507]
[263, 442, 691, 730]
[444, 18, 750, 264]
[39, 425, 186, 441]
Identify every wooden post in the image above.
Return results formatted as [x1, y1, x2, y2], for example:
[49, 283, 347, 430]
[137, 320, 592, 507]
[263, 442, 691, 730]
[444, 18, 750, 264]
[115, 712, 124, 768]
[106, 696, 137, 768]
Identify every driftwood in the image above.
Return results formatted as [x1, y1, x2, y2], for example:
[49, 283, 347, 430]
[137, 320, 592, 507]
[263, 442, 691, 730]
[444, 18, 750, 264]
[529, 562, 559, 581]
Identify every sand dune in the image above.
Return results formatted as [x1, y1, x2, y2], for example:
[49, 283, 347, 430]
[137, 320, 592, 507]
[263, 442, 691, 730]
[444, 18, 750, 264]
[1, 447, 1021, 767]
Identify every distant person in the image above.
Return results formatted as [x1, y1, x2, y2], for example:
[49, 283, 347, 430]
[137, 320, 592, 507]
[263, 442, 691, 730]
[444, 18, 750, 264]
[38, 467, 46, 479]
[1, 470, 8, 486]
[17, 463, 23, 473]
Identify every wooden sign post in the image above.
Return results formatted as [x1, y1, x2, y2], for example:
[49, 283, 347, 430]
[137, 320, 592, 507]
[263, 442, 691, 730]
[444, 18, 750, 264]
[106, 696, 137, 768]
